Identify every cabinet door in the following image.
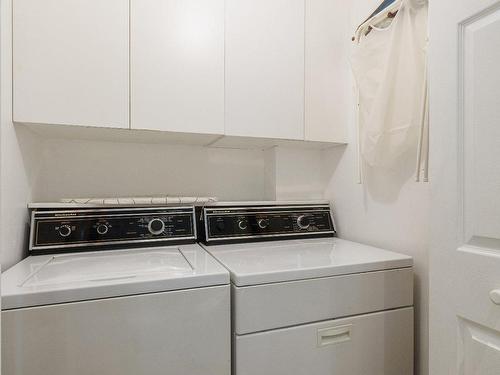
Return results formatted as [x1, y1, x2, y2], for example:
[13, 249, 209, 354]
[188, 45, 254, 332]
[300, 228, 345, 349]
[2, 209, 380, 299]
[305, 0, 348, 143]
[131, 0, 224, 135]
[225, 0, 305, 140]
[13, 0, 129, 128]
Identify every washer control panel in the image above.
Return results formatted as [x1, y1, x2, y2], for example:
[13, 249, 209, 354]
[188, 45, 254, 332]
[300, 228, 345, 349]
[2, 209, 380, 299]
[30, 206, 196, 253]
[201, 204, 335, 244]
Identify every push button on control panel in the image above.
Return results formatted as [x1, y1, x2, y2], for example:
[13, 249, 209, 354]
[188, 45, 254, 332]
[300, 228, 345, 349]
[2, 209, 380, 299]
[216, 220, 225, 231]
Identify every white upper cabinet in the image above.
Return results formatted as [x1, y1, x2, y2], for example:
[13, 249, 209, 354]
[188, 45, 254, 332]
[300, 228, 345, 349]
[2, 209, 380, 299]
[12, 0, 346, 146]
[305, 0, 348, 143]
[131, 0, 225, 135]
[225, 0, 305, 140]
[13, 0, 129, 128]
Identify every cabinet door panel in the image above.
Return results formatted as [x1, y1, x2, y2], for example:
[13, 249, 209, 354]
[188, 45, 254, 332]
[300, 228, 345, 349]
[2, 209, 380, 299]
[305, 0, 348, 143]
[131, 0, 224, 135]
[13, 0, 129, 128]
[225, 0, 305, 140]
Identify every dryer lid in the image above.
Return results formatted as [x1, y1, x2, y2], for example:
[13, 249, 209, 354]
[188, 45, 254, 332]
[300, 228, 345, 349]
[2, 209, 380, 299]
[203, 237, 413, 286]
[2, 244, 229, 309]
[22, 248, 194, 287]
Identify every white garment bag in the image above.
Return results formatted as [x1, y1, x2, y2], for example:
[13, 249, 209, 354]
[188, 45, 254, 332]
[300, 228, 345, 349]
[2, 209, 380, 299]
[351, 0, 428, 180]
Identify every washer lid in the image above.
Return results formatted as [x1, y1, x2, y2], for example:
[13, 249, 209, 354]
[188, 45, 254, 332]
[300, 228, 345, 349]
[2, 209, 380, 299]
[2, 244, 229, 309]
[203, 238, 413, 286]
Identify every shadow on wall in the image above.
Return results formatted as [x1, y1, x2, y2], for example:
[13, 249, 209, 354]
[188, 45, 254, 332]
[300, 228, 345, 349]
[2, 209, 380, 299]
[15, 124, 43, 193]
[12, 124, 268, 202]
[323, 144, 417, 205]
[362, 149, 418, 204]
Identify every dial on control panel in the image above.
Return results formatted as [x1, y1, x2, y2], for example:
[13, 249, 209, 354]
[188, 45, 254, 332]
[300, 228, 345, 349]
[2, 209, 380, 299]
[58, 225, 72, 238]
[148, 218, 165, 235]
[96, 224, 109, 235]
[238, 219, 248, 230]
[297, 215, 311, 230]
[258, 218, 270, 229]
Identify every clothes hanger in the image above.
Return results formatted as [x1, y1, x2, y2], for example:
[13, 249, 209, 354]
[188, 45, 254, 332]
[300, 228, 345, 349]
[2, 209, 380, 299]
[352, 0, 402, 42]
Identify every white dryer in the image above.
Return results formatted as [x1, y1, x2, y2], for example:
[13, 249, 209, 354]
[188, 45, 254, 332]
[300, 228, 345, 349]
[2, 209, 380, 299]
[2, 205, 230, 375]
[199, 202, 414, 375]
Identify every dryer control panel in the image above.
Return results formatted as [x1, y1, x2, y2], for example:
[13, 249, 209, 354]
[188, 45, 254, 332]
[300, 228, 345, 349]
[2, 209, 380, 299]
[200, 203, 335, 244]
[30, 206, 196, 253]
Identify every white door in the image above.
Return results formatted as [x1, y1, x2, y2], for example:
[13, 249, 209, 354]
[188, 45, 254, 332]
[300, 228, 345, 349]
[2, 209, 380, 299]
[225, 0, 305, 140]
[13, 0, 129, 128]
[131, 0, 224, 135]
[429, 0, 500, 374]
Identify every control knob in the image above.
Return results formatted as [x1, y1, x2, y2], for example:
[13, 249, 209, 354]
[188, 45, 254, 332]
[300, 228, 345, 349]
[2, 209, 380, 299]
[258, 218, 270, 229]
[238, 219, 248, 230]
[96, 223, 109, 235]
[58, 224, 72, 238]
[216, 221, 225, 231]
[297, 215, 311, 230]
[148, 218, 165, 235]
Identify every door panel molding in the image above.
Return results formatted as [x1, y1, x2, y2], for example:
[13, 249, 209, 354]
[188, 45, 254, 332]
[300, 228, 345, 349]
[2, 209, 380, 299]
[458, 316, 500, 375]
[458, 4, 500, 246]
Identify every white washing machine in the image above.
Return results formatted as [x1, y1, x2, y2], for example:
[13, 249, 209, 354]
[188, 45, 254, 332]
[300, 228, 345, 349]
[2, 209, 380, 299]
[199, 201, 414, 375]
[2, 205, 230, 375]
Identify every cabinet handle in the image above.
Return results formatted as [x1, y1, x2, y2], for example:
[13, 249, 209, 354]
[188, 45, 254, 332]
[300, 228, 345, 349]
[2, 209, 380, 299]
[317, 324, 352, 347]
[490, 290, 500, 305]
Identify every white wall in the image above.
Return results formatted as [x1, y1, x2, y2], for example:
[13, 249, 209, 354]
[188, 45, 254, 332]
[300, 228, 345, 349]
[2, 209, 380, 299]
[0, 0, 42, 270]
[31, 137, 266, 203]
[320, 1, 430, 374]
[265, 147, 330, 201]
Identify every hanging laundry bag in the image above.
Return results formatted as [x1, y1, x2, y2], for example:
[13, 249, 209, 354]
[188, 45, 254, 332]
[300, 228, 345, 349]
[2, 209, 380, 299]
[351, 0, 428, 171]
